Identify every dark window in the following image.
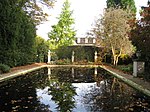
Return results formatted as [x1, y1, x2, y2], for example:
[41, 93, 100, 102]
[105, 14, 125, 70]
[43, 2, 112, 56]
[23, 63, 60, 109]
[80, 38, 85, 43]
[88, 38, 93, 43]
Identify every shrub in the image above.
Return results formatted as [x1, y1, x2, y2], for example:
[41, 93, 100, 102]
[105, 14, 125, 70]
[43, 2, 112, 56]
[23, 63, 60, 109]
[0, 64, 10, 73]
[51, 52, 58, 61]
[117, 64, 133, 73]
[55, 59, 71, 65]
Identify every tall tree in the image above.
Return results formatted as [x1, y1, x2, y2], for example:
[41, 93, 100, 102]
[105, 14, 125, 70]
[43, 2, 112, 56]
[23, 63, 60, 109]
[107, 0, 136, 13]
[130, 1, 150, 65]
[48, 0, 76, 49]
[0, 0, 55, 66]
[0, 0, 36, 66]
[93, 8, 135, 65]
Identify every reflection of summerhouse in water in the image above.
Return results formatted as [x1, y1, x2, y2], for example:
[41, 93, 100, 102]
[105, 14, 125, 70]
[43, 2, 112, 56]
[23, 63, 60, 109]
[69, 37, 101, 62]
[47, 67, 103, 83]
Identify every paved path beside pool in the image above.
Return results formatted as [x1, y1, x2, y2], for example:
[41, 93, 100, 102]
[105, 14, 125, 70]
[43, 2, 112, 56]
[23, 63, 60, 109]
[0, 63, 150, 97]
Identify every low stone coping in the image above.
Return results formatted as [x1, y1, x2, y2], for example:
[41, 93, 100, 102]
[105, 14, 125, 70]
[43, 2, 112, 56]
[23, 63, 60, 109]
[46, 64, 99, 68]
[99, 65, 150, 97]
[0, 65, 46, 83]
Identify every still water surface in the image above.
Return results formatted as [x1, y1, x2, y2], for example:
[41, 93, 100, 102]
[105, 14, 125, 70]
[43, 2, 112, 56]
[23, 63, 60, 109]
[0, 67, 150, 112]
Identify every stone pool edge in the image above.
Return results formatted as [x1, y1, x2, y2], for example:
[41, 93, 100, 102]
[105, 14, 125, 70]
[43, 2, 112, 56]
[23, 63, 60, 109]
[0, 65, 46, 83]
[100, 65, 150, 97]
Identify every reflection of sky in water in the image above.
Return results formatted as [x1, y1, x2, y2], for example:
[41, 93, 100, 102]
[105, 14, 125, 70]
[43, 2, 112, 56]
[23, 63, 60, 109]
[36, 87, 57, 112]
[36, 82, 105, 112]
[73, 83, 97, 112]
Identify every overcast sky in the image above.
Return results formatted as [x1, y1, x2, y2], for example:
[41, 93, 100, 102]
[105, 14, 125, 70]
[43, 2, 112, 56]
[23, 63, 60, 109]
[36, 0, 148, 40]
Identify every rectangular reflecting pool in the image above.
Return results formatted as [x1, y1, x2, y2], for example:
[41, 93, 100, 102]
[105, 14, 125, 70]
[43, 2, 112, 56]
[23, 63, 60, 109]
[0, 67, 150, 112]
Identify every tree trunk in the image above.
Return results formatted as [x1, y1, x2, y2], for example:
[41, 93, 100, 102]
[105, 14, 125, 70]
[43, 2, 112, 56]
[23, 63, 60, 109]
[112, 46, 117, 66]
[115, 55, 119, 66]
[112, 46, 122, 66]
[113, 55, 117, 65]
[113, 54, 121, 66]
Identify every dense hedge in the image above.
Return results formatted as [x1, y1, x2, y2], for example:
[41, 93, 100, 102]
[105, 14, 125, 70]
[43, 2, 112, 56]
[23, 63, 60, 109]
[0, 0, 36, 67]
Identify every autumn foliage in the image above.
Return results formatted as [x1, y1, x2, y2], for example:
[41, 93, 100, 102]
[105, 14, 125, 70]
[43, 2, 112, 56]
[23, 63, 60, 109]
[130, 3, 150, 65]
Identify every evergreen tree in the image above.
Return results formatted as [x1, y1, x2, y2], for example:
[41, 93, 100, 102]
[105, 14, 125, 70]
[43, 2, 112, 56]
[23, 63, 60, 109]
[0, 0, 36, 67]
[107, 0, 136, 13]
[0, 0, 55, 66]
[48, 0, 76, 49]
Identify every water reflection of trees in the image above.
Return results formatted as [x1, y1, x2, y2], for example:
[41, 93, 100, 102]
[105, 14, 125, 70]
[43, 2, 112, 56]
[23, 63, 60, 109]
[0, 68, 78, 112]
[83, 72, 136, 112]
[0, 68, 52, 112]
[47, 73, 77, 112]
[50, 67, 95, 83]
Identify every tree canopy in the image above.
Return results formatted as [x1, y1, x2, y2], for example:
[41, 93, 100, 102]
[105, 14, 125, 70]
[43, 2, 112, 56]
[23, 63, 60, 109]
[93, 8, 135, 65]
[0, 0, 36, 66]
[48, 0, 76, 49]
[0, 0, 55, 66]
[106, 0, 136, 13]
[35, 36, 50, 62]
[20, 0, 56, 25]
[0, 0, 55, 25]
[130, 2, 150, 63]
